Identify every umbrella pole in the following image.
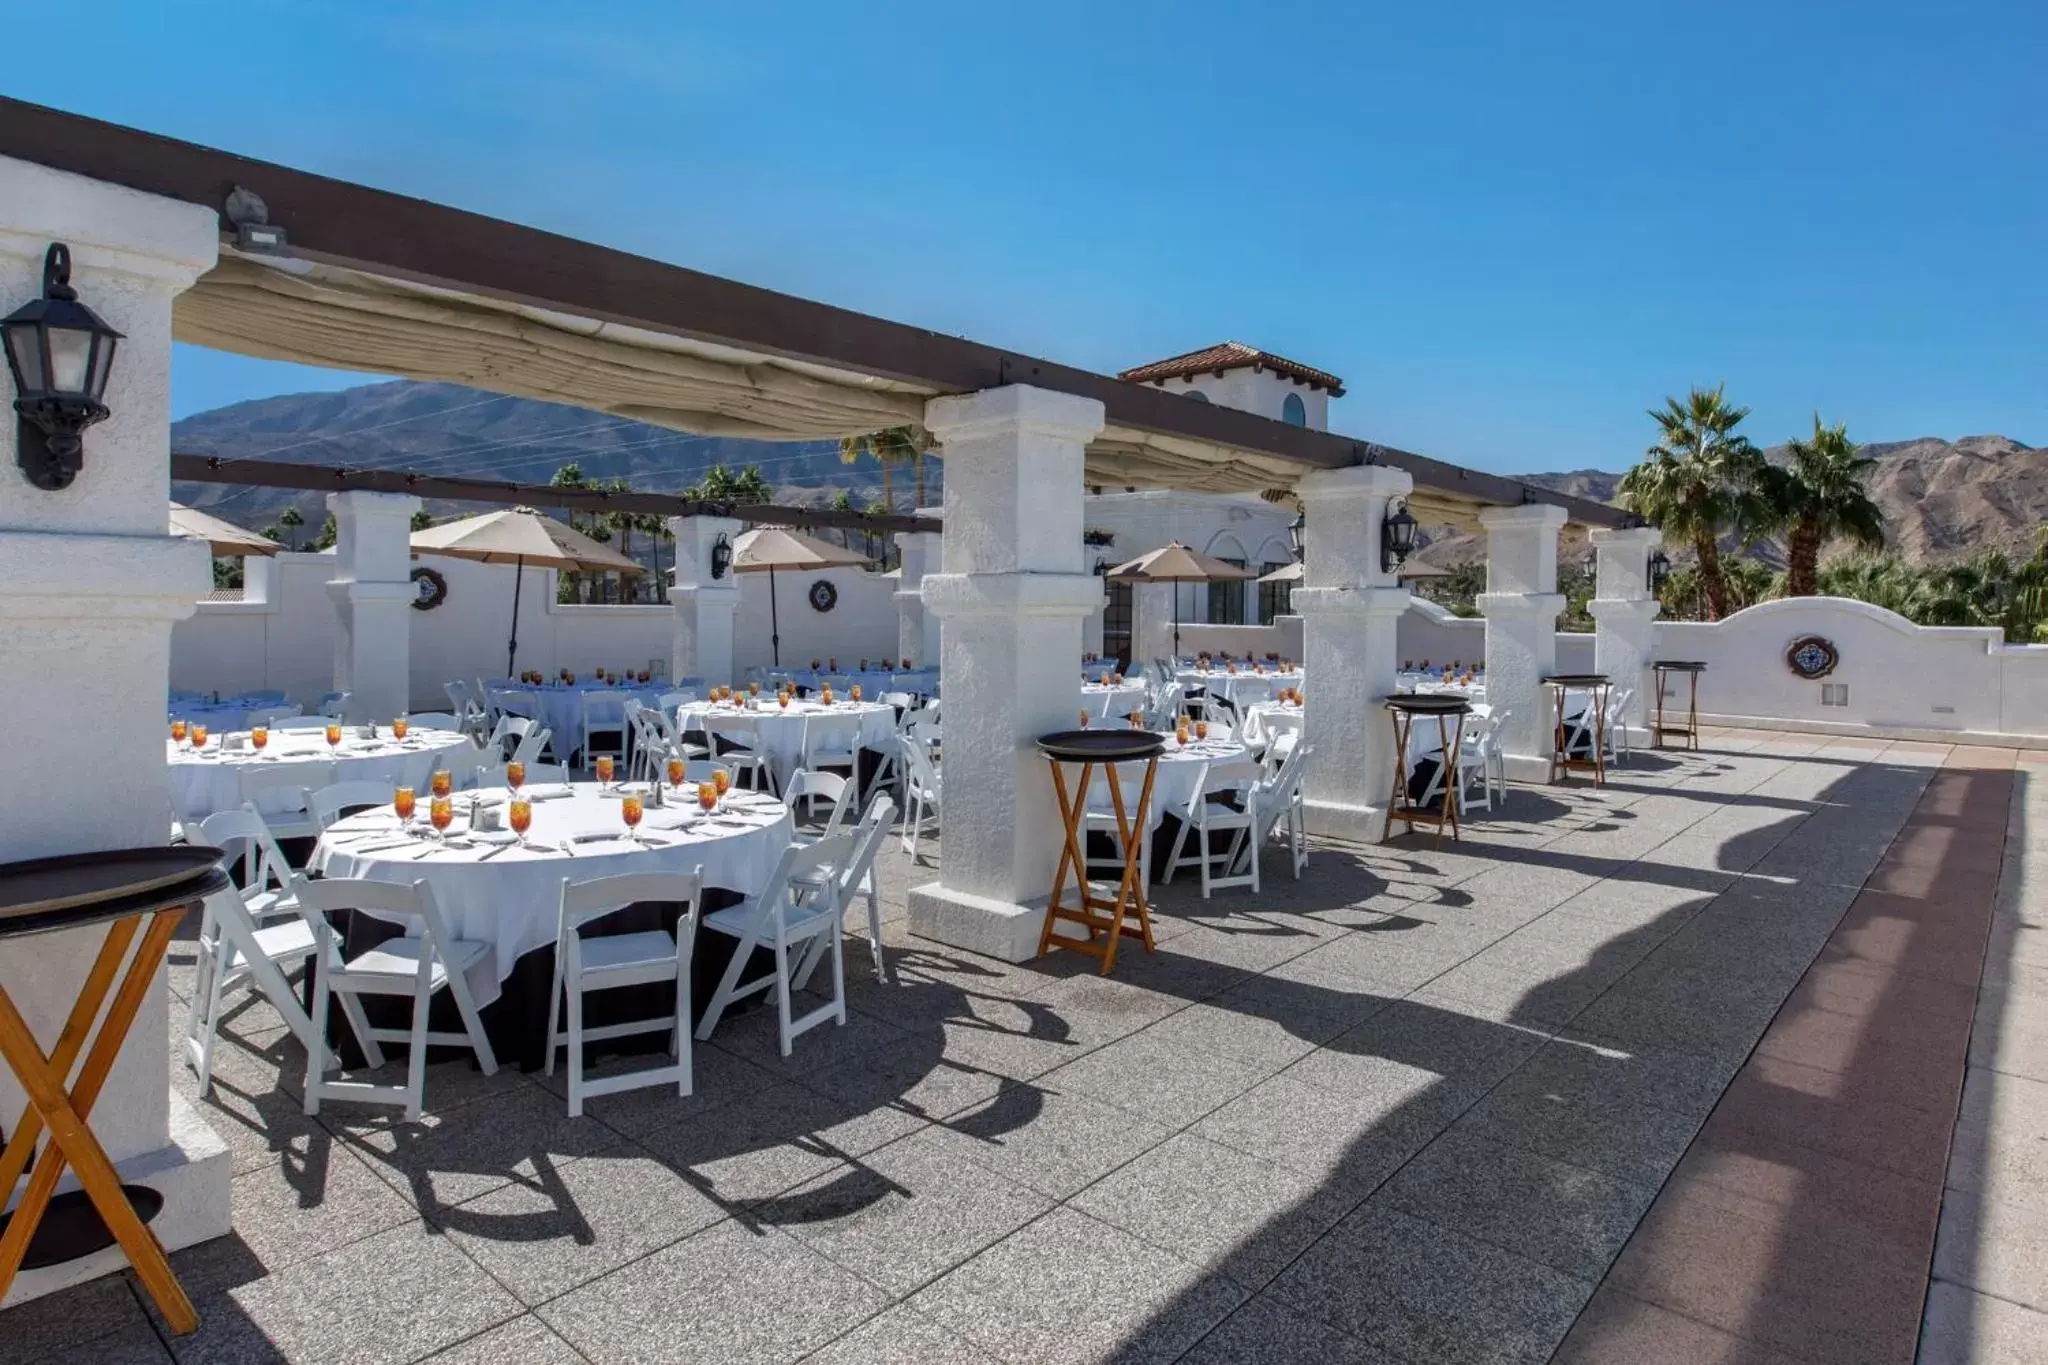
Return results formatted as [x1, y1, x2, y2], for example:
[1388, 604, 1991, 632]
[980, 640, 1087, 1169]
[769, 564, 782, 668]
[1172, 585, 1181, 661]
[506, 556, 524, 678]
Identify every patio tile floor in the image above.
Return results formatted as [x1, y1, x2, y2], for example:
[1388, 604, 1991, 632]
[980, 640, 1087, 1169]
[10, 730, 2043, 1363]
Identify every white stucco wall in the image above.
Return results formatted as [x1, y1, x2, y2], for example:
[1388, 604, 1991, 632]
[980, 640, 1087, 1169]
[1656, 597, 2048, 740]
[171, 551, 905, 708]
[1137, 368, 1332, 431]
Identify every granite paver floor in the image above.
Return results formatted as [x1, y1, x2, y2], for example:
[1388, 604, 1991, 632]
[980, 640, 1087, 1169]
[4, 730, 2039, 1364]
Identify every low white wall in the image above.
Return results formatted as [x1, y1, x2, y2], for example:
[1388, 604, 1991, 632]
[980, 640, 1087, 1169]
[1177, 617, 1304, 660]
[171, 551, 906, 711]
[1655, 596, 2048, 740]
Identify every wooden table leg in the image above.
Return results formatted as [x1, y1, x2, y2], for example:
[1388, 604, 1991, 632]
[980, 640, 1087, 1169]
[1039, 761, 1089, 959]
[1440, 715, 1462, 847]
[0, 907, 196, 1335]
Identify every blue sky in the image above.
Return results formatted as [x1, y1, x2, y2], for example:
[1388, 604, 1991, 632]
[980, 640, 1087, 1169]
[17, 0, 2043, 472]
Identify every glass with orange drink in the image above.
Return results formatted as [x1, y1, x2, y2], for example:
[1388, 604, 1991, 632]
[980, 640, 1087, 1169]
[324, 722, 342, 750]
[391, 717, 409, 740]
[595, 754, 614, 788]
[505, 760, 525, 792]
[621, 793, 644, 842]
[430, 767, 452, 799]
[697, 780, 718, 813]
[429, 795, 453, 839]
[508, 797, 533, 844]
[170, 719, 187, 745]
[250, 726, 268, 751]
[394, 786, 416, 825]
[189, 724, 209, 749]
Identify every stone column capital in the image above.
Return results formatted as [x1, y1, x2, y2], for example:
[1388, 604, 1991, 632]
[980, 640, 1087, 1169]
[1588, 597, 1662, 624]
[1294, 464, 1414, 504]
[1290, 585, 1414, 618]
[924, 385, 1105, 447]
[1479, 502, 1571, 534]
[1477, 591, 1567, 620]
[1588, 526, 1663, 552]
[0, 155, 219, 288]
[326, 489, 421, 521]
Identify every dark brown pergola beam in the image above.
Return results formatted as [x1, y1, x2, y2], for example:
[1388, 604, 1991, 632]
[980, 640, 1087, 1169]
[170, 455, 942, 535]
[5, 97, 1624, 529]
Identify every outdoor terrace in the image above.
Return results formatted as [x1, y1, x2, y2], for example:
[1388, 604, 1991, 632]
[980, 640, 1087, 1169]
[6, 731, 2040, 1365]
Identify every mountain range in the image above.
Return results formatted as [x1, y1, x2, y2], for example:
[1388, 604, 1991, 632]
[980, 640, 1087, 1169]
[173, 380, 2036, 564]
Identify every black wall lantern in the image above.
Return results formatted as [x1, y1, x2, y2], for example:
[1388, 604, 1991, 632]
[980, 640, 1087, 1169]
[708, 531, 733, 581]
[1287, 512, 1306, 561]
[1647, 548, 1672, 594]
[1380, 498, 1418, 574]
[3, 244, 122, 492]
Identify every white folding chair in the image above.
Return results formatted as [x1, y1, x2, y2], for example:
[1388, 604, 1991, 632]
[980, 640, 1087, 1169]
[245, 705, 301, 728]
[235, 762, 335, 841]
[510, 723, 554, 767]
[1602, 687, 1636, 766]
[293, 876, 498, 1122]
[794, 794, 897, 988]
[696, 835, 855, 1055]
[1251, 743, 1311, 879]
[783, 768, 855, 836]
[318, 691, 351, 718]
[1083, 762, 1153, 890]
[467, 760, 571, 790]
[444, 680, 475, 719]
[704, 711, 776, 795]
[309, 780, 398, 835]
[1456, 710, 1507, 814]
[580, 692, 629, 773]
[270, 716, 333, 732]
[899, 733, 943, 861]
[545, 867, 704, 1118]
[404, 711, 464, 731]
[799, 713, 860, 794]
[1161, 760, 1262, 897]
[183, 809, 364, 1097]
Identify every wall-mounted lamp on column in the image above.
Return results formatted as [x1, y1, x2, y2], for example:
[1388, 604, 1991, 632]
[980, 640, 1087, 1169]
[2, 244, 122, 491]
[1287, 512, 1306, 561]
[1380, 499, 1418, 573]
[709, 531, 733, 580]
[1647, 548, 1672, 594]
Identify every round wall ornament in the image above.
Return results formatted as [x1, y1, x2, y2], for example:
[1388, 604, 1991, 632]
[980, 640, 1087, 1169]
[807, 579, 839, 613]
[1786, 634, 1838, 680]
[410, 565, 449, 611]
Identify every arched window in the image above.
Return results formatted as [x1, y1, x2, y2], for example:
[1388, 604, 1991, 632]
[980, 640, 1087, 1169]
[1281, 392, 1307, 426]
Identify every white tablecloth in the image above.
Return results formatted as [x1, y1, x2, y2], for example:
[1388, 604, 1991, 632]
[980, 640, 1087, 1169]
[168, 728, 478, 823]
[1242, 700, 1305, 748]
[1178, 669, 1303, 706]
[310, 783, 794, 1001]
[779, 667, 936, 698]
[490, 684, 667, 752]
[1083, 735, 1254, 830]
[1081, 682, 1152, 721]
[678, 699, 898, 790]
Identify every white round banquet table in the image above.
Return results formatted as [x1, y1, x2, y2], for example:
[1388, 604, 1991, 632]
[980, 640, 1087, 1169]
[309, 783, 794, 1003]
[168, 727, 478, 823]
[780, 667, 935, 698]
[1081, 681, 1152, 721]
[490, 683, 667, 751]
[1242, 699, 1305, 749]
[1083, 732, 1254, 831]
[677, 698, 897, 791]
[1178, 668, 1303, 706]
[169, 700, 303, 732]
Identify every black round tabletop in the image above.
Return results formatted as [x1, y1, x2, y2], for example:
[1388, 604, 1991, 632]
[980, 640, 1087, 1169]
[1385, 695, 1472, 715]
[0, 846, 227, 940]
[1544, 674, 1611, 687]
[1037, 729, 1166, 763]
[1654, 660, 1709, 672]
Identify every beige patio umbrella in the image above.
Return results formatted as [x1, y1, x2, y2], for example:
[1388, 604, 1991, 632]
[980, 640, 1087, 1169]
[732, 526, 872, 667]
[1109, 542, 1255, 658]
[411, 506, 642, 676]
[171, 502, 279, 557]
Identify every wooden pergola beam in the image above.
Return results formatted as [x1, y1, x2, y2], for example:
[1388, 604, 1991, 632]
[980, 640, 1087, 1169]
[1, 97, 1629, 530]
[169, 454, 942, 535]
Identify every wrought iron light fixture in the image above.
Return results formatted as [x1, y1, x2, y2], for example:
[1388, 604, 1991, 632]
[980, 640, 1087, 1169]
[1288, 512, 1306, 560]
[1380, 499, 1418, 573]
[3, 244, 122, 491]
[1647, 548, 1672, 594]
[708, 531, 733, 581]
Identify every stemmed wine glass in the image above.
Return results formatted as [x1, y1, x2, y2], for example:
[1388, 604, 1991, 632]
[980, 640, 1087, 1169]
[595, 754, 615, 792]
[508, 797, 532, 847]
[428, 795, 454, 843]
[621, 794, 645, 844]
[393, 786, 416, 832]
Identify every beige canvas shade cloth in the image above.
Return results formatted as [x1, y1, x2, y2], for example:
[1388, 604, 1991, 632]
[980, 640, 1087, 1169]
[730, 526, 872, 667]
[171, 502, 278, 557]
[1254, 558, 1449, 583]
[731, 526, 872, 572]
[1107, 542, 1256, 584]
[410, 506, 642, 573]
[173, 253, 1504, 518]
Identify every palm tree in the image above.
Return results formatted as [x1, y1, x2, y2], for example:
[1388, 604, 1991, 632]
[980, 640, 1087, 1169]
[410, 509, 434, 532]
[830, 489, 857, 552]
[550, 463, 589, 601]
[838, 427, 919, 514]
[1763, 417, 1886, 595]
[1617, 386, 1767, 620]
[277, 505, 304, 551]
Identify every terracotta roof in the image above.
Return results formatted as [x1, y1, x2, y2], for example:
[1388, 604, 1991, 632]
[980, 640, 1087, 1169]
[1118, 342, 1346, 396]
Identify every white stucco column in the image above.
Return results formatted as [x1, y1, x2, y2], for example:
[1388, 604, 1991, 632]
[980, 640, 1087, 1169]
[326, 490, 420, 720]
[908, 385, 1104, 961]
[667, 514, 741, 686]
[1292, 465, 1413, 842]
[1588, 526, 1663, 744]
[1479, 503, 1569, 782]
[893, 516, 942, 667]
[0, 155, 230, 1303]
